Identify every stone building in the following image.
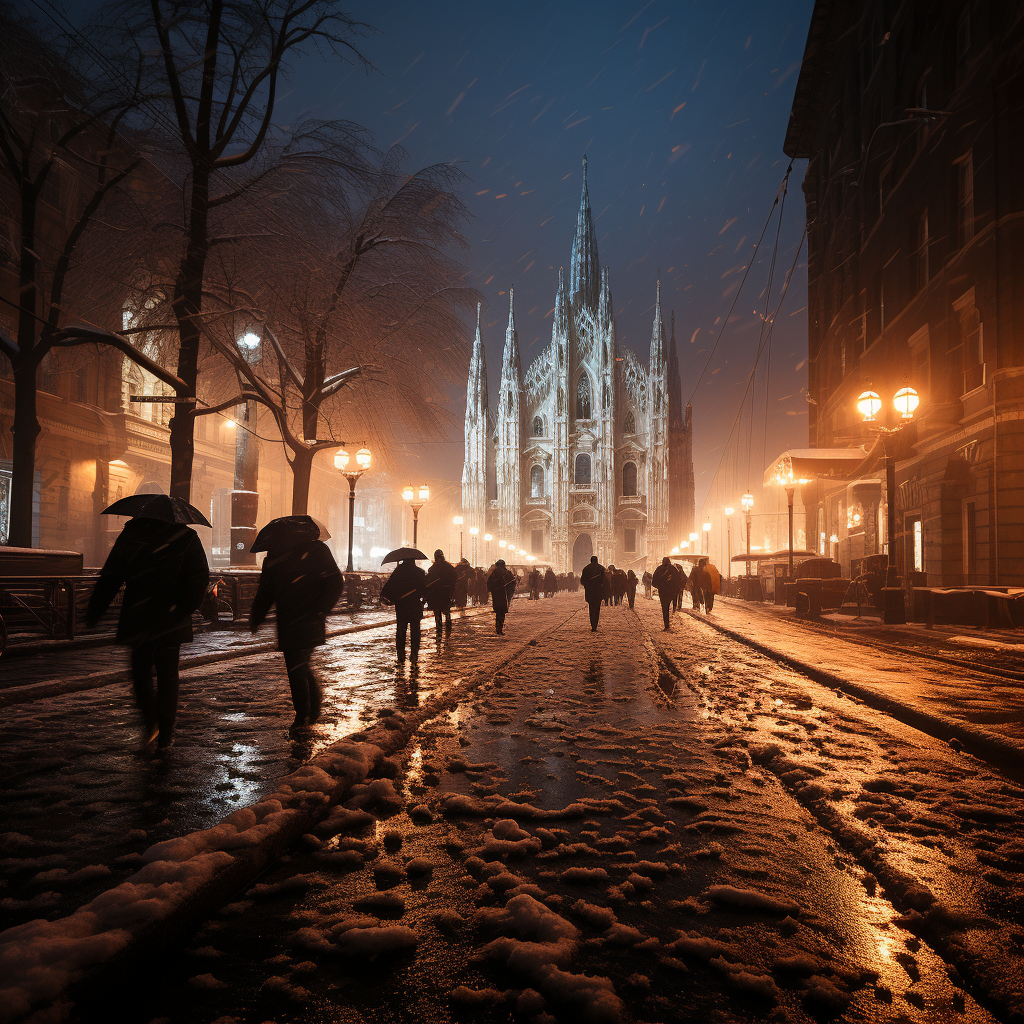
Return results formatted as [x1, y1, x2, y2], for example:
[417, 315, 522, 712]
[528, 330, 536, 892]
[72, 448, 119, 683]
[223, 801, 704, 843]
[461, 159, 695, 573]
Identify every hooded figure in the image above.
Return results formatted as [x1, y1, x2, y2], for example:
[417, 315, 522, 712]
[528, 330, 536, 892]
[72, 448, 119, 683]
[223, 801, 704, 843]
[425, 549, 457, 634]
[249, 522, 344, 732]
[487, 559, 517, 634]
[454, 558, 470, 609]
[87, 518, 209, 750]
[652, 556, 681, 630]
[579, 555, 607, 632]
[642, 569, 653, 599]
[381, 558, 427, 666]
[625, 569, 639, 609]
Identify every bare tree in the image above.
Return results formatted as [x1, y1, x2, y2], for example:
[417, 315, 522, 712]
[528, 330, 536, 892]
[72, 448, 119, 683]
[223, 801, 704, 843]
[99, 0, 374, 502]
[195, 149, 479, 513]
[0, 4, 184, 547]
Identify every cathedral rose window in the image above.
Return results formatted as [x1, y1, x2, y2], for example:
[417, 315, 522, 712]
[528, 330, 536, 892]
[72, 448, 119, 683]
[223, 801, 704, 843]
[574, 453, 591, 486]
[576, 374, 592, 419]
[622, 461, 638, 497]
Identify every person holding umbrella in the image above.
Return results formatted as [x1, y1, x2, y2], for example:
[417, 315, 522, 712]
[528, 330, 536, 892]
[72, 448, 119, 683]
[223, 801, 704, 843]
[380, 547, 427, 666]
[87, 494, 210, 752]
[486, 558, 516, 635]
[425, 549, 457, 635]
[249, 516, 344, 733]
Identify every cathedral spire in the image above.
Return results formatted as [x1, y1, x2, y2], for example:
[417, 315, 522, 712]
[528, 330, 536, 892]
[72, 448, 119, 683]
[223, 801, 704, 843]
[502, 286, 521, 379]
[569, 155, 600, 313]
[649, 275, 666, 377]
[468, 303, 488, 407]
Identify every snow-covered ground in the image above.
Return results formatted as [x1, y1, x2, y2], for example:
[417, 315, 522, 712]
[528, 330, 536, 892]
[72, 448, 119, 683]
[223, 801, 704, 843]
[66, 597, 1021, 1024]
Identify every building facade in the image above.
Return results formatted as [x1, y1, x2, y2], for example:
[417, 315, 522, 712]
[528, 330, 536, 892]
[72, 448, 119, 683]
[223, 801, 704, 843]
[461, 160, 695, 574]
[785, 0, 1024, 585]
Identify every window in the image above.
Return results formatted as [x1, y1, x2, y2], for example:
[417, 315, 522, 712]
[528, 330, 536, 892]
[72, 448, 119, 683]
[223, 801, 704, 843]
[957, 153, 974, 249]
[914, 209, 929, 292]
[531, 529, 544, 554]
[623, 410, 635, 434]
[624, 528, 636, 552]
[574, 453, 591, 486]
[533, 415, 543, 436]
[963, 500, 977, 581]
[952, 289, 983, 394]
[909, 325, 931, 396]
[507, 391, 513, 413]
[575, 374, 592, 419]
[40, 166, 62, 209]
[907, 515, 924, 573]
[530, 464, 544, 498]
[621, 461, 637, 497]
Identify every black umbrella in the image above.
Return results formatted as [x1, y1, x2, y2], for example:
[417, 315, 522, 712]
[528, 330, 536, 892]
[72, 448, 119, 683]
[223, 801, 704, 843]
[101, 494, 211, 527]
[381, 546, 427, 565]
[250, 515, 328, 553]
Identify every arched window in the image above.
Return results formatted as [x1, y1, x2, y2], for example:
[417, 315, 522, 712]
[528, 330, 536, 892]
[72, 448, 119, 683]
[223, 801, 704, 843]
[531, 464, 544, 498]
[623, 410, 635, 434]
[575, 374, 592, 419]
[507, 391, 514, 413]
[574, 453, 591, 486]
[622, 462, 637, 497]
[533, 415, 544, 436]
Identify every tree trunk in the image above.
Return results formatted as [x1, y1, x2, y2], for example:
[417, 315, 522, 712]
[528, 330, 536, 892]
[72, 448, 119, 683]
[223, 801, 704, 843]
[291, 447, 313, 516]
[167, 163, 211, 499]
[8, 361, 40, 547]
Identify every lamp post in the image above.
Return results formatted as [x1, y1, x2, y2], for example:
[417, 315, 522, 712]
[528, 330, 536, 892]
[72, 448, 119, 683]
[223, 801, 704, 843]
[858, 385, 920, 588]
[741, 492, 754, 577]
[453, 516, 464, 561]
[484, 533, 492, 566]
[724, 507, 734, 579]
[469, 526, 479, 567]
[402, 484, 429, 548]
[335, 447, 372, 573]
[701, 521, 711, 556]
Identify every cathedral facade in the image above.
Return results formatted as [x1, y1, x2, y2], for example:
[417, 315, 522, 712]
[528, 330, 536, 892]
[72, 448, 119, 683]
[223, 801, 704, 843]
[461, 160, 695, 574]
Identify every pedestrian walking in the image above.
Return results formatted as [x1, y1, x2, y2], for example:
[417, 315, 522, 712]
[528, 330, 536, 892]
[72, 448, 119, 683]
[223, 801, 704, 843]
[652, 556, 681, 631]
[476, 567, 489, 606]
[690, 563, 706, 612]
[425, 549, 457, 635]
[487, 558, 517, 634]
[87, 501, 210, 751]
[381, 557, 427, 666]
[454, 558, 470, 611]
[642, 569, 653, 600]
[625, 569, 639, 609]
[544, 567, 557, 598]
[672, 561, 688, 612]
[529, 567, 541, 601]
[580, 555, 607, 632]
[696, 558, 719, 613]
[249, 516, 344, 733]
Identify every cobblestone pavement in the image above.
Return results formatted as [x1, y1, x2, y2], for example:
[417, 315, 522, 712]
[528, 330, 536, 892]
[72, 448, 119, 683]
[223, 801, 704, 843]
[94, 597, 1007, 1024]
[0, 597, 570, 926]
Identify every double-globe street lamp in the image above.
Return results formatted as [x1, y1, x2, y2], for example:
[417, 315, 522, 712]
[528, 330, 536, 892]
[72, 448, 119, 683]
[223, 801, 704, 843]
[857, 385, 920, 588]
[402, 484, 430, 547]
[335, 447, 372, 573]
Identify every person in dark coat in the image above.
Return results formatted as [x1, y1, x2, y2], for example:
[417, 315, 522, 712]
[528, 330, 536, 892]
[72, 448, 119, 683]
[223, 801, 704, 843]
[544, 567, 557, 598]
[381, 558, 426, 666]
[642, 569, 653, 599]
[454, 558, 470, 610]
[87, 517, 209, 750]
[249, 528, 344, 731]
[652, 556, 681, 630]
[690, 561, 706, 612]
[487, 559, 516, 634]
[672, 562, 688, 612]
[580, 555, 607, 632]
[625, 569, 639, 609]
[694, 558, 715, 613]
[425, 549, 457, 634]
[529, 568, 541, 600]
[611, 567, 627, 606]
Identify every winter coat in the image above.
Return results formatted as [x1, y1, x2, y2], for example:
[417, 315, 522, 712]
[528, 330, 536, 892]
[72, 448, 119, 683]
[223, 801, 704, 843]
[454, 562, 470, 607]
[579, 561, 606, 602]
[674, 563, 689, 591]
[625, 570, 639, 595]
[487, 565, 517, 612]
[424, 558, 457, 610]
[87, 518, 210, 647]
[642, 571, 653, 587]
[381, 561, 427, 619]
[652, 562, 680, 598]
[476, 567, 489, 604]
[705, 563, 722, 594]
[249, 539, 344, 650]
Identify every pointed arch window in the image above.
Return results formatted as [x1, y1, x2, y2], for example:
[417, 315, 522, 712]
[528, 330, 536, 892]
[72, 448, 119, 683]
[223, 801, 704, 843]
[622, 462, 638, 497]
[575, 374, 592, 420]
[574, 453, 591, 486]
[533, 415, 544, 436]
[623, 411, 635, 434]
[531, 464, 544, 498]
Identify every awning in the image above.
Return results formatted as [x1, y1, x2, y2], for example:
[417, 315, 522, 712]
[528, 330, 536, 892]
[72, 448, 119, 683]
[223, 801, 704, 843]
[731, 549, 818, 563]
[764, 448, 867, 486]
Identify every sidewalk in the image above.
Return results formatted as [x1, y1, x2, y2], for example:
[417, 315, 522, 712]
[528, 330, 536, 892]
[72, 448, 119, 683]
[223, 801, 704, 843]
[692, 597, 1024, 767]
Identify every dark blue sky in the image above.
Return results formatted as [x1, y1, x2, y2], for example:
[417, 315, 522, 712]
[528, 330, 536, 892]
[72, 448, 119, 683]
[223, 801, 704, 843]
[252, 1, 817, 501]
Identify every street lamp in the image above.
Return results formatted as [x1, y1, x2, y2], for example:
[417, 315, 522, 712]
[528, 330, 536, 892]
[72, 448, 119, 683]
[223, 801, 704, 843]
[453, 515, 464, 561]
[858, 384, 921, 589]
[741, 492, 754, 577]
[701, 521, 711, 555]
[469, 526, 479, 567]
[335, 447, 372, 573]
[402, 484, 429, 548]
[772, 463, 808, 581]
[724, 507, 734, 579]
[484, 533, 492, 565]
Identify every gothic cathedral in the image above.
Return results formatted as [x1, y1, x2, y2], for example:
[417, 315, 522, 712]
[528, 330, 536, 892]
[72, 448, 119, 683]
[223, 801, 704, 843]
[461, 159, 695, 574]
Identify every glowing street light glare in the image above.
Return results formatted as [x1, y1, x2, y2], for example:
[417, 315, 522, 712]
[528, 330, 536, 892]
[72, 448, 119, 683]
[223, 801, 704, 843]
[724, 506, 734, 516]
[671, 546, 680, 555]
[469, 526, 479, 536]
[689, 532, 698, 543]
[741, 492, 754, 510]
[224, 419, 236, 429]
[356, 448, 372, 470]
[453, 515, 463, 526]
[402, 485, 415, 502]
[417, 484, 429, 502]
[239, 331, 261, 350]
[484, 533, 493, 542]
[894, 386, 920, 419]
[498, 540, 506, 548]
[334, 448, 350, 471]
[857, 390, 882, 422]
[702, 522, 712, 533]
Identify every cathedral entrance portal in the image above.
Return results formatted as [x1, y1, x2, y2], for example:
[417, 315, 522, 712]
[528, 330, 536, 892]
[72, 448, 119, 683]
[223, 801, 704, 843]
[572, 533, 594, 575]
